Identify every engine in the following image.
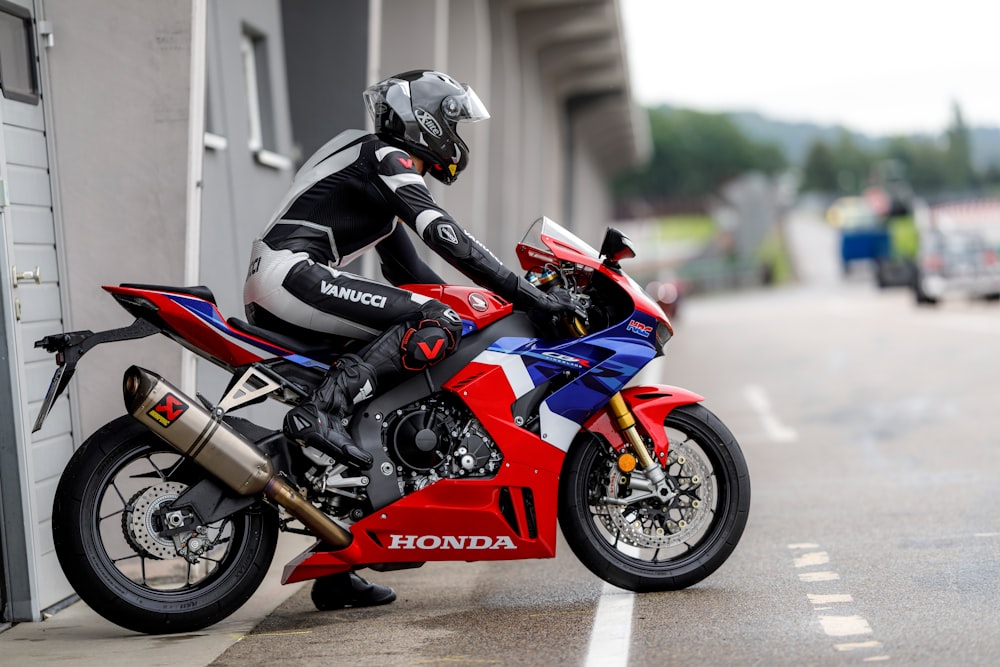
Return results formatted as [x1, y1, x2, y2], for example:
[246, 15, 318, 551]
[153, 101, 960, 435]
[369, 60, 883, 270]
[382, 393, 503, 494]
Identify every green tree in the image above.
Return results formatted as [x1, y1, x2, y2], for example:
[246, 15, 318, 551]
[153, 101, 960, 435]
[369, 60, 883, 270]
[943, 101, 976, 189]
[613, 107, 787, 209]
[801, 140, 838, 191]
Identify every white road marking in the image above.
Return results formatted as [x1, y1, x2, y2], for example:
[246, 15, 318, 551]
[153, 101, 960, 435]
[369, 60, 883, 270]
[744, 384, 798, 443]
[836, 641, 883, 652]
[584, 582, 634, 667]
[808, 593, 853, 604]
[819, 615, 873, 637]
[793, 551, 830, 568]
[789, 544, 889, 661]
[975, 532, 1000, 538]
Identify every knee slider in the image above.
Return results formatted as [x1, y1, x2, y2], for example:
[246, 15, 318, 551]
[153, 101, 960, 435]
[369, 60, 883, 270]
[400, 318, 458, 371]
[418, 300, 464, 339]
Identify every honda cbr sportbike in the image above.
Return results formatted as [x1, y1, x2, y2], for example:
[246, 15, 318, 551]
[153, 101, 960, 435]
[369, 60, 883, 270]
[34, 218, 750, 634]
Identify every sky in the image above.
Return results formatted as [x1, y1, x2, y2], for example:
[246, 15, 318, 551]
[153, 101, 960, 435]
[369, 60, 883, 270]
[619, 0, 1000, 136]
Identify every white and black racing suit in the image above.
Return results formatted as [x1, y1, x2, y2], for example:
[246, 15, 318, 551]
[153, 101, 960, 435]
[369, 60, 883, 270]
[244, 128, 560, 389]
[244, 129, 579, 469]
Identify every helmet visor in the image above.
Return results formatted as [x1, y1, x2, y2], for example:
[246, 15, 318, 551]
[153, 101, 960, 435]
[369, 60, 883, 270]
[444, 85, 490, 123]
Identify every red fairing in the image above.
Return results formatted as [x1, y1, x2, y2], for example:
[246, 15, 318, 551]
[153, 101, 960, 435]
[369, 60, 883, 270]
[583, 385, 704, 465]
[515, 238, 669, 328]
[282, 357, 567, 583]
[402, 284, 512, 330]
[103, 285, 287, 366]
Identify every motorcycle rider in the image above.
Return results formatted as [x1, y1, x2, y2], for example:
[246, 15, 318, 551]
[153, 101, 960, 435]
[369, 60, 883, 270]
[243, 70, 582, 610]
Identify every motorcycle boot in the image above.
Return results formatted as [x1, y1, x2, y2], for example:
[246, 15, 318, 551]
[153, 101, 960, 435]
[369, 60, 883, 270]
[283, 354, 376, 470]
[311, 571, 396, 611]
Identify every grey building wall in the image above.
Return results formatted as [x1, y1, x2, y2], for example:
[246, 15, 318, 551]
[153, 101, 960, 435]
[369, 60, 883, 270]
[43, 0, 193, 437]
[198, 0, 296, 416]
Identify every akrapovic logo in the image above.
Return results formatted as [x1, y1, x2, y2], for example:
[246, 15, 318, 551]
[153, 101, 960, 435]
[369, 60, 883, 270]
[147, 393, 188, 428]
[320, 281, 387, 308]
[387, 534, 517, 550]
[414, 108, 443, 138]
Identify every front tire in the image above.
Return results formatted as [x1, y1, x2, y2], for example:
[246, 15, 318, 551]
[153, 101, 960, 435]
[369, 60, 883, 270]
[52, 416, 279, 634]
[560, 403, 750, 591]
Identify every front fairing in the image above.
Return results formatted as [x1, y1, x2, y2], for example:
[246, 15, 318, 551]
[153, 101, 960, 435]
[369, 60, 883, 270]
[506, 218, 672, 451]
[516, 217, 669, 326]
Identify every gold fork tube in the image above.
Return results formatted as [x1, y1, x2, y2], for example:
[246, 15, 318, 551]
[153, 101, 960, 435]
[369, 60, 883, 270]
[607, 392, 657, 470]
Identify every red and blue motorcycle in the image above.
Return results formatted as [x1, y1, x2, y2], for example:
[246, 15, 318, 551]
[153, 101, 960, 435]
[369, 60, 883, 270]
[34, 217, 750, 634]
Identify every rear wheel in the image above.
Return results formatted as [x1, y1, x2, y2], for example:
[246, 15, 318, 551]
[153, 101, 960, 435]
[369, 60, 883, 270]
[560, 403, 749, 591]
[52, 416, 279, 634]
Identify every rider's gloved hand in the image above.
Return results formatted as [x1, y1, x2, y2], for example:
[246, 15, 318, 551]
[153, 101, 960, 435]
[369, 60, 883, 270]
[513, 279, 587, 326]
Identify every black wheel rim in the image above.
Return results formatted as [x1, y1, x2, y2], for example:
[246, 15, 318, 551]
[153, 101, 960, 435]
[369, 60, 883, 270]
[85, 439, 252, 601]
[584, 416, 730, 567]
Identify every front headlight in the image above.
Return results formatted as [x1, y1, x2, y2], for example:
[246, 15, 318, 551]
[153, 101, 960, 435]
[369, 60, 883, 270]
[655, 320, 673, 354]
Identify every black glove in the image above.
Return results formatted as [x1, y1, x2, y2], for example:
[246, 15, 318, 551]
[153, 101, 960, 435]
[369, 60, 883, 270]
[512, 279, 587, 323]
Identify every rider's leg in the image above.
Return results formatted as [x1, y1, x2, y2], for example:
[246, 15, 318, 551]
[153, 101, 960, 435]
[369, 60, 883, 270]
[248, 257, 464, 467]
[283, 297, 463, 468]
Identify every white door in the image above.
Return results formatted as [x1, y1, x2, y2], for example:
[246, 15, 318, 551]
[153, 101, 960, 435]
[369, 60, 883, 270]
[0, 0, 74, 619]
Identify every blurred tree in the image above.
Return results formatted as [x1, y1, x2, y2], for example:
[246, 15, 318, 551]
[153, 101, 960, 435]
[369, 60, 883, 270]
[883, 135, 949, 192]
[943, 102, 977, 189]
[801, 141, 838, 191]
[613, 107, 786, 213]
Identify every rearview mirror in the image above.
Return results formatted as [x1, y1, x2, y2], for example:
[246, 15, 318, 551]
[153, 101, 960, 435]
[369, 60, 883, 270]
[600, 227, 636, 269]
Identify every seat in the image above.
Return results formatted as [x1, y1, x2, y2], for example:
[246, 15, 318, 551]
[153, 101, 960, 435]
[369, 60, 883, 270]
[120, 283, 218, 305]
[227, 317, 353, 360]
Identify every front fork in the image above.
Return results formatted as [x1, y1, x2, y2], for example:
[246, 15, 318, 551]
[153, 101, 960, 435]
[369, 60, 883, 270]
[607, 392, 674, 501]
[569, 317, 675, 499]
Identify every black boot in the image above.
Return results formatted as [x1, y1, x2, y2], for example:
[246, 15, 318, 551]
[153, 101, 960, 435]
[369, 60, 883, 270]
[311, 572, 397, 611]
[284, 354, 376, 469]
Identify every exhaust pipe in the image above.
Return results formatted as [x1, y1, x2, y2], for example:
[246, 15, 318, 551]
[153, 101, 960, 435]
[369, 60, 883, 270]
[123, 365, 351, 548]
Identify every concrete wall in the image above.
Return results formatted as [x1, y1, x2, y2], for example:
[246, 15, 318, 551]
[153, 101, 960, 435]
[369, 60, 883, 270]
[43, 0, 192, 437]
[198, 0, 296, 418]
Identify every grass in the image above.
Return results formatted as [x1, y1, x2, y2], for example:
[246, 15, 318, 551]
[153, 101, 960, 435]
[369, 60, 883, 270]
[655, 215, 716, 243]
[755, 228, 794, 284]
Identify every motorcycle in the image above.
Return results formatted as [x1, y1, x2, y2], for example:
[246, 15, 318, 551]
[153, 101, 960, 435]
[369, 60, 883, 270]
[33, 217, 750, 634]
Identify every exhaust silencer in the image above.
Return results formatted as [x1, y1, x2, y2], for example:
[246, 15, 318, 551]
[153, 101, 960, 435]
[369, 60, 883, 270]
[123, 365, 351, 548]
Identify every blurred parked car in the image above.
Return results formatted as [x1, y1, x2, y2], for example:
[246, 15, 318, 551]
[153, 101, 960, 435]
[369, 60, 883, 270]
[912, 228, 1000, 305]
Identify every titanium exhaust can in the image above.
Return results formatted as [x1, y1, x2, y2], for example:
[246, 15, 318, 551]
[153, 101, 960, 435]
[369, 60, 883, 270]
[122, 365, 352, 548]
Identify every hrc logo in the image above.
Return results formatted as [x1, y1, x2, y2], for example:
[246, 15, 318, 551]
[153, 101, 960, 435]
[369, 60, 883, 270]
[627, 319, 653, 338]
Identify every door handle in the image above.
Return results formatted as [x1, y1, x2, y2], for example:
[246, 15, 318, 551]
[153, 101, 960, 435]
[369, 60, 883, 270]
[12, 265, 41, 287]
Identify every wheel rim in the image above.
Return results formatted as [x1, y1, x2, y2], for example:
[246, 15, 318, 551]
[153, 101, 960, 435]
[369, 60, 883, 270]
[586, 421, 726, 565]
[88, 440, 249, 597]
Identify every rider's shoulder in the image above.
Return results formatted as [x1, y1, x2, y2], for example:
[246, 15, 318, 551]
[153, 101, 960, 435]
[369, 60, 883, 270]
[294, 129, 373, 176]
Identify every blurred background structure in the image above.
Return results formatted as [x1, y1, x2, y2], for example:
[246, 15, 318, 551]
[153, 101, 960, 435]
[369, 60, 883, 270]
[0, 0, 646, 624]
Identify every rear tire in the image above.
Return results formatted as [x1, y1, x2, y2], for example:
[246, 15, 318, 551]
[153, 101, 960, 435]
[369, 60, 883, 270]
[52, 416, 279, 634]
[560, 403, 749, 591]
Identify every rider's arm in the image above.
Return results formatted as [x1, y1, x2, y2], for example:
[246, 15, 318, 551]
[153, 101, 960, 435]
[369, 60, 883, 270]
[372, 144, 532, 304]
[374, 223, 445, 286]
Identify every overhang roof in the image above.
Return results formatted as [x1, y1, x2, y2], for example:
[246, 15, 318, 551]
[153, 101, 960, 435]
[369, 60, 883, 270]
[514, 0, 651, 174]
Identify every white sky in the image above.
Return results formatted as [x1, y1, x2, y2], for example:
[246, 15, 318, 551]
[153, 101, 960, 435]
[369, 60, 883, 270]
[620, 0, 1000, 136]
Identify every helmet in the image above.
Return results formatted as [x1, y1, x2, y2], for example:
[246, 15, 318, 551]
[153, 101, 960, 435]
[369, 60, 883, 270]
[364, 70, 490, 185]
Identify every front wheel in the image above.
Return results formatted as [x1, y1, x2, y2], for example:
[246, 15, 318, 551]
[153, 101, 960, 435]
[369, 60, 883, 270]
[52, 416, 279, 634]
[560, 403, 750, 591]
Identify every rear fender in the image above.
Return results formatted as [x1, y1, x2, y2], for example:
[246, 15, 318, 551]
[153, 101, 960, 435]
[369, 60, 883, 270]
[581, 384, 704, 465]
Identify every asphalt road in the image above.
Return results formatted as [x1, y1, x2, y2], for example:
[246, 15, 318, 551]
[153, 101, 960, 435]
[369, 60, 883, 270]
[209, 243, 1000, 666]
